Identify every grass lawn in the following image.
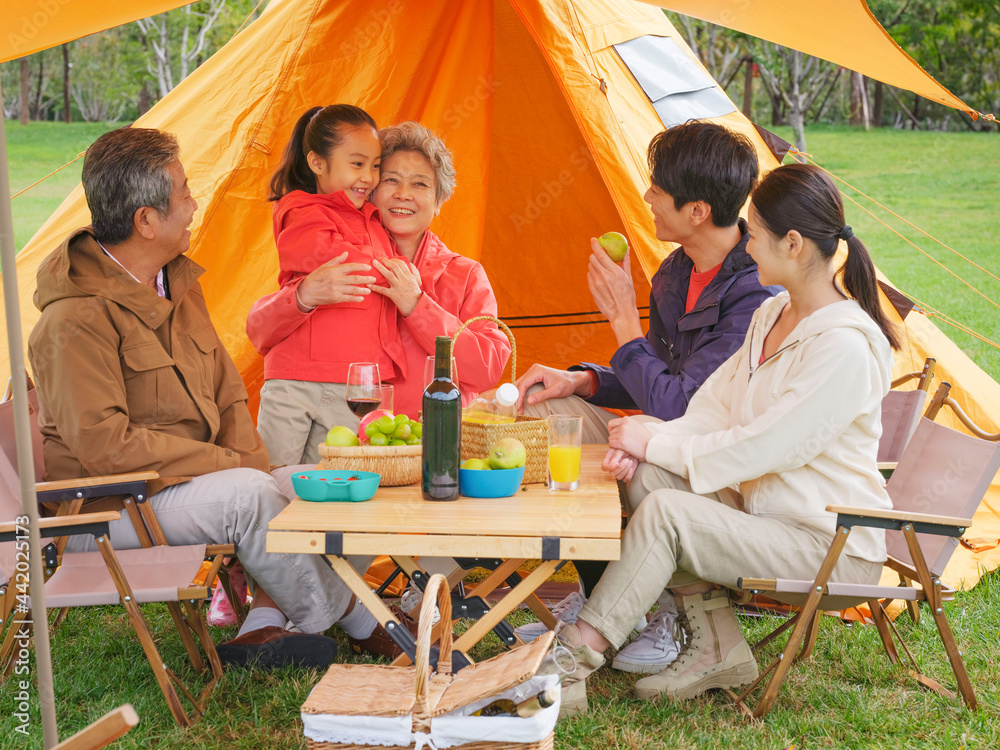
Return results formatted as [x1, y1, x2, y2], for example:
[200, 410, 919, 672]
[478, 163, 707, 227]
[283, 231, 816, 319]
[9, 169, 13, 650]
[2, 121, 999, 748]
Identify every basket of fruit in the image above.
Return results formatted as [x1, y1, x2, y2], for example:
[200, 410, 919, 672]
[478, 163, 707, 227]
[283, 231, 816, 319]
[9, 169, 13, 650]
[318, 412, 422, 486]
[453, 316, 548, 484]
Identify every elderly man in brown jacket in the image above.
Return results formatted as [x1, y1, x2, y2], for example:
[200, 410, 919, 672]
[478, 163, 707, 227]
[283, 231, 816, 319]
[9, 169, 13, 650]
[27, 127, 394, 668]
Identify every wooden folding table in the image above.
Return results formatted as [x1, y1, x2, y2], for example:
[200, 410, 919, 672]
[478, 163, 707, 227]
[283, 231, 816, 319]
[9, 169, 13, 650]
[266, 445, 621, 663]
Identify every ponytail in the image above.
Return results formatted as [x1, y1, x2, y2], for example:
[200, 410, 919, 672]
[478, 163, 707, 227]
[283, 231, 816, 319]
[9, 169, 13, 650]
[752, 163, 900, 350]
[840, 235, 900, 350]
[268, 104, 378, 201]
[269, 107, 323, 200]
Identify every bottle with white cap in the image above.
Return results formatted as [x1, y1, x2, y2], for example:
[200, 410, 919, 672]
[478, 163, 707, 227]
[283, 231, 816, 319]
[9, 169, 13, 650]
[463, 382, 519, 424]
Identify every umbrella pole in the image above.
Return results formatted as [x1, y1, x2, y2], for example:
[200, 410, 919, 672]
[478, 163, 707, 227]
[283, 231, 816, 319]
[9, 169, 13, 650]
[0, 85, 60, 748]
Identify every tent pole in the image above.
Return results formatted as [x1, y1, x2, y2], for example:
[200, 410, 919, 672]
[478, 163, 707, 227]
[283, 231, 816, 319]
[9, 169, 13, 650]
[0, 84, 60, 748]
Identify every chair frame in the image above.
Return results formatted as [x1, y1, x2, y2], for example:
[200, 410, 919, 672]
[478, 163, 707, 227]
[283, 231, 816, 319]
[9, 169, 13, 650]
[0, 383, 245, 634]
[729, 393, 1000, 719]
[733, 505, 976, 719]
[0, 502, 224, 727]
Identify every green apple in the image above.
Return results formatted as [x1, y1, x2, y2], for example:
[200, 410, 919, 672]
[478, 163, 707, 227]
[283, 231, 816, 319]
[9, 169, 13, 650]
[598, 231, 629, 263]
[325, 425, 360, 447]
[487, 437, 527, 470]
[461, 458, 491, 470]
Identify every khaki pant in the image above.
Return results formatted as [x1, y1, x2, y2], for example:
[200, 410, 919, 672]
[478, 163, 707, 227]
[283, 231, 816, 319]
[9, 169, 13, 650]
[67, 467, 356, 634]
[258, 379, 356, 466]
[578, 461, 883, 648]
[519, 384, 616, 444]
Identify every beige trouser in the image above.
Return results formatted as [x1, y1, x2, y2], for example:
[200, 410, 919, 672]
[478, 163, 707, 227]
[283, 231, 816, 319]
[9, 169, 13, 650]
[257, 379, 356, 466]
[520, 384, 616, 444]
[578, 461, 884, 648]
[67, 467, 357, 634]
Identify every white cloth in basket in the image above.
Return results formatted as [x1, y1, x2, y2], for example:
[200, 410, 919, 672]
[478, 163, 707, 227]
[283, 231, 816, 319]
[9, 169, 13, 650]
[302, 674, 560, 748]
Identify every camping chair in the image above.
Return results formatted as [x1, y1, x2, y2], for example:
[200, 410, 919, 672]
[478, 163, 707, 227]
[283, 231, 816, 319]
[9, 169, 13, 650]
[878, 356, 936, 474]
[730, 401, 1000, 719]
[0, 397, 224, 727]
[0, 381, 245, 628]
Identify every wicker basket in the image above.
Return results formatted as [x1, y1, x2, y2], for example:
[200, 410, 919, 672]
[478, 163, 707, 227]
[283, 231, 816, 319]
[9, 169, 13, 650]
[318, 443, 421, 487]
[453, 316, 548, 484]
[302, 574, 556, 749]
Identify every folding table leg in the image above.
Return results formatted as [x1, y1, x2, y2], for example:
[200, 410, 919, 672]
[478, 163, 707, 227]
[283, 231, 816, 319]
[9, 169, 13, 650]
[324, 554, 419, 665]
[452, 560, 560, 656]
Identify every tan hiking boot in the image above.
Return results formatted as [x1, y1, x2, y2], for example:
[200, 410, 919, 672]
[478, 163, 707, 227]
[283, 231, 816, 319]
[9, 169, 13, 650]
[633, 588, 758, 701]
[545, 622, 605, 718]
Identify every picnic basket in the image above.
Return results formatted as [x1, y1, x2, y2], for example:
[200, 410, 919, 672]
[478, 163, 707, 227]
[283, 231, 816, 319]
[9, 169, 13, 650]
[453, 316, 548, 484]
[301, 574, 558, 749]
[318, 443, 421, 487]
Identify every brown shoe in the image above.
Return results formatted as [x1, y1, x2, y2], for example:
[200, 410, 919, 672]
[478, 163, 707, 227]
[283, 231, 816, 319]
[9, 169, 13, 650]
[349, 607, 419, 660]
[216, 626, 337, 669]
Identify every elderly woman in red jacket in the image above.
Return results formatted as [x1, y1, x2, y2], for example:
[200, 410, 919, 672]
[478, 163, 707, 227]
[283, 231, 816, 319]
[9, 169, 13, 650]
[247, 121, 509, 464]
[366, 122, 510, 419]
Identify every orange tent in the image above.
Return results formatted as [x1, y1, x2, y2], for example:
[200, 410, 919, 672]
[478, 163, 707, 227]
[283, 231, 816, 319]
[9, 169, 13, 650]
[2, 0, 998, 589]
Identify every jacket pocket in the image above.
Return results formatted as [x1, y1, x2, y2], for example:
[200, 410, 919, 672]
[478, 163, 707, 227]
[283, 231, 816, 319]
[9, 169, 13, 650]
[120, 343, 175, 425]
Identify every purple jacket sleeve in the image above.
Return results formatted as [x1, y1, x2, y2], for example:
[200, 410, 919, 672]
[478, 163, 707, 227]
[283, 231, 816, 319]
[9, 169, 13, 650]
[578, 276, 773, 421]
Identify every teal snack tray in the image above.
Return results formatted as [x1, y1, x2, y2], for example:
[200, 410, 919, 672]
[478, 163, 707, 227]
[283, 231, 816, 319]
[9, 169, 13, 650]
[459, 466, 525, 498]
[291, 470, 381, 502]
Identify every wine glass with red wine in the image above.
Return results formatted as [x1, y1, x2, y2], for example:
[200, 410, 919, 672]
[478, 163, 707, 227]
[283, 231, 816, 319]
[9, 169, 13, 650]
[346, 362, 382, 418]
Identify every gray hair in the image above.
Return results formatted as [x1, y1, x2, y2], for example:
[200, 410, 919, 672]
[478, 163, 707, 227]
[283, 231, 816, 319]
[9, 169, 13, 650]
[378, 122, 456, 207]
[82, 128, 180, 245]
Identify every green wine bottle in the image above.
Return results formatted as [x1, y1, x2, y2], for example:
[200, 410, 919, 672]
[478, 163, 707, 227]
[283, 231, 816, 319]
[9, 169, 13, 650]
[422, 336, 461, 500]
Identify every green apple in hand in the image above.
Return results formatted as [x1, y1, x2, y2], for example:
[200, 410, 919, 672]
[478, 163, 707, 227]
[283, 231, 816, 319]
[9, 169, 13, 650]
[597, 231, 629, 263]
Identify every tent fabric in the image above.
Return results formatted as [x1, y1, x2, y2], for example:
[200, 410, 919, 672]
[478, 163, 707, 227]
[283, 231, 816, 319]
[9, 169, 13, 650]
[640, 0, 979, 118]
[2, 0, 999, 589]
[0, 0, 986, 123]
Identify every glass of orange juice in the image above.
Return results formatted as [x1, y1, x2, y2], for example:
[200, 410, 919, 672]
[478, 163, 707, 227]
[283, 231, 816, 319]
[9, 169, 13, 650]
[548, 415, 583, 491]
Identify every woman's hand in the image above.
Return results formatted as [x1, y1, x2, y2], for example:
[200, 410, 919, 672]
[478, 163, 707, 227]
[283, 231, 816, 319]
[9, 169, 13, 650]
[370, 257, 423, 316]
[607, 416, 652, 463]
[296, 251, 377, 310]
[602, 448, 640, 482]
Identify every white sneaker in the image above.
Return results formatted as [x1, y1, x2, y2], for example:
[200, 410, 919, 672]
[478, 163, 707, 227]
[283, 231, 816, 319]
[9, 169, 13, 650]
[612, 607, 681, 674]
[400, 582, 441, 626]
[515, 591, 648, 643]
[515, 591, 587, 642]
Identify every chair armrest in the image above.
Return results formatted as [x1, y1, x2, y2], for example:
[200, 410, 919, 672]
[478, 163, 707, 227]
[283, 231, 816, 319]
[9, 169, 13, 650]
[0, 510, 122, 539]
[825, 504, 971, 537]
[35, 472, 159, 504]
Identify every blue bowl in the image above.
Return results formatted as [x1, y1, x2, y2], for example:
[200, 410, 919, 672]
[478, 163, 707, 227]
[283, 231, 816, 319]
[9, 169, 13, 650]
[459, 466, 525, 498]
[291, 470, 381, 502]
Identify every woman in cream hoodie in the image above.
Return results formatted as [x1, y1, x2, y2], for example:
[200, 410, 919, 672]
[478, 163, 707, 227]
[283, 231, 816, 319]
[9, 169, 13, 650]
[555, 163, 902, 717]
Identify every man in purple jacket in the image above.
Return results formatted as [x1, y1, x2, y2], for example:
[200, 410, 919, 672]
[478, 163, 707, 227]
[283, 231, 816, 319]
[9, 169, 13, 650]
[514, 121, 779, 671]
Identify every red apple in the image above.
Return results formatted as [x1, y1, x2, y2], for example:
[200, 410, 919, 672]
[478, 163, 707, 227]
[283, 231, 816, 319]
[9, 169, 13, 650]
[358, 409, 395, 440]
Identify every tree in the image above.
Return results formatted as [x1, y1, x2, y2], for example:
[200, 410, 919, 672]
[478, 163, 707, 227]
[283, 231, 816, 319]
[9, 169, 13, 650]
[19, 58, 29, 125]
[752, 43, 841, 152]
[135, 0, 226, 98]
[849, 72, 871, 129]
[70, 34, 134, 122]
[61, 43, 71, 123]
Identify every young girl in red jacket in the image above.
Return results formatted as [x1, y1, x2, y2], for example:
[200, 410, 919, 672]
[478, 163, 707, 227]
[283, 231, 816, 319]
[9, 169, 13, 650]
[249, 104, 406, 466]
